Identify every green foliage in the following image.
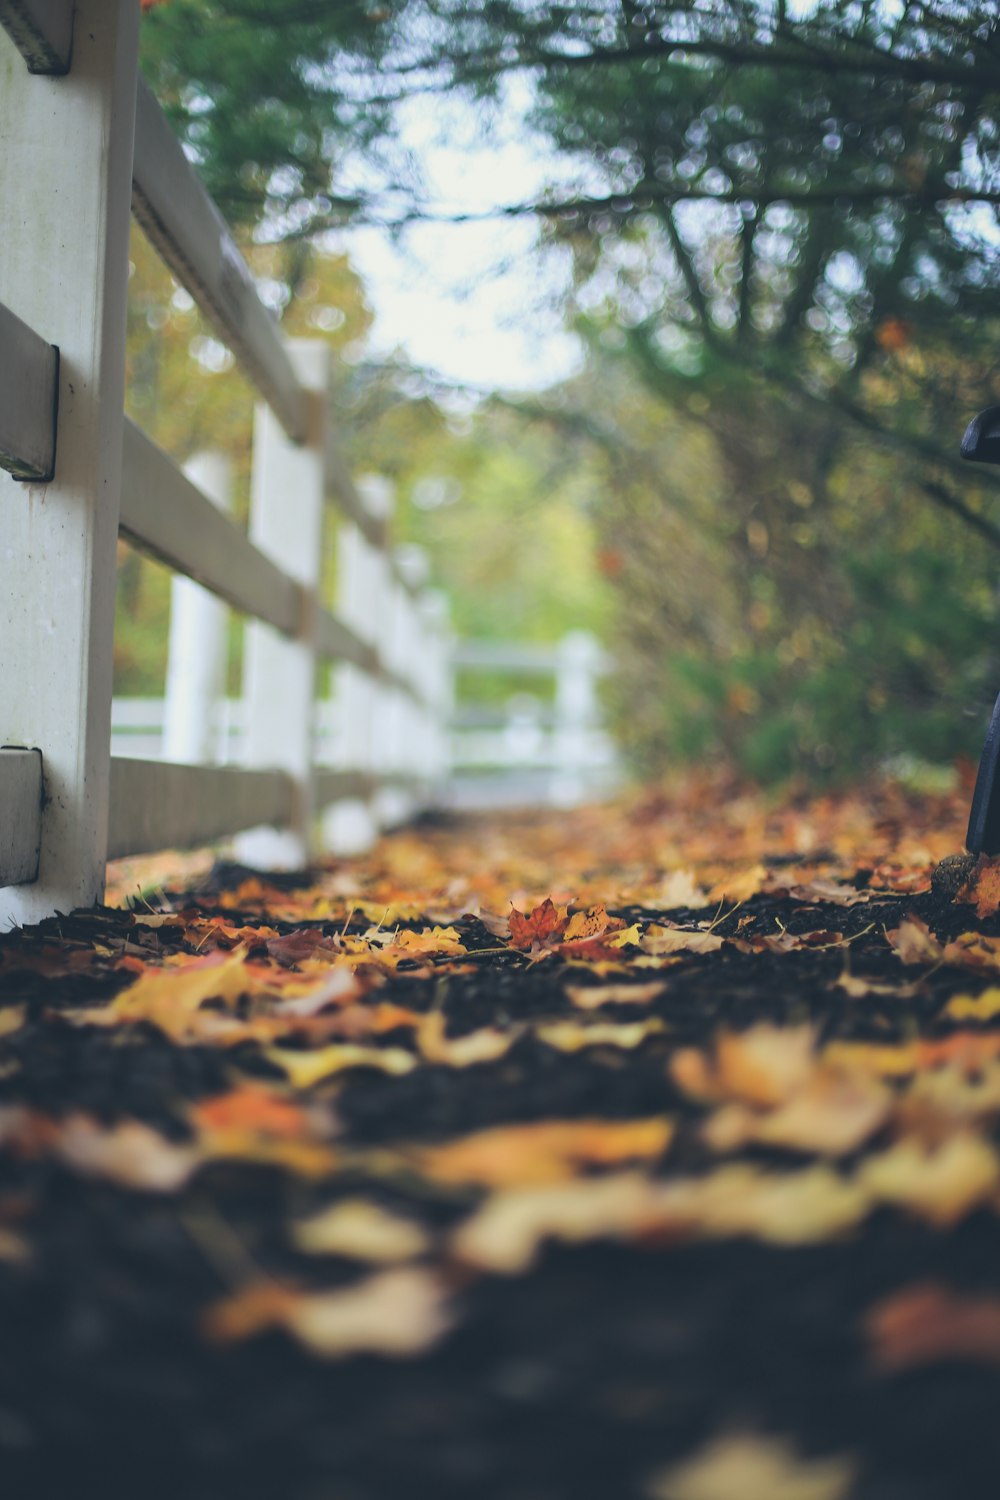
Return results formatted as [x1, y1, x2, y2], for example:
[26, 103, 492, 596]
[128, 2, 1000, 785]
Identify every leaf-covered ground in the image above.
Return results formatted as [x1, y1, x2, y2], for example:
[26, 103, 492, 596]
[5, 776, 1000, 1496]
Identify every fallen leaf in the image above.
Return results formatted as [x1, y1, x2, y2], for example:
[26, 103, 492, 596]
[859, 1133, 999, 1225]
[707, 865, 768, 904]
[702, 1070, 890, 1157]
[787, 877, 871, 908]
[645, 869, 709, 911]
[452, 1171, 655, 1273]
[715, 1025, 817, 1107]
[536, 1017, 666, 1052]
[417, 1117, 673, 1187]
[867, 1282, 1000, 1372]
[0, 1005, 25, 1038]
[508, 898, 568, 950]
[563, 903, 624, 941]
[733, 928, 844, 955]
[266, 1043, 416, 1088]
[886, 919, 942, 966]
[292, 1199, 431, 1261]
[204, 1267, 450, 1358]
[55, 1115, 198, 1192]
[416, 1010, 514, 1066]
[564, 980, 665, 1010]
[646, 1430, 855, 1500]
[955, 855, 1000, 919]
[192, 1084, 308, 1139]
[676, 1162, 870, 1245]
[641, 924, 724, 957]
[944, 988, 1000, 1022]
[941, 932, 1000, 972]
[84, 948, 261, 1039]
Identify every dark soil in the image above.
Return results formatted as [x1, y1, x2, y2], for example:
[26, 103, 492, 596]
[1, 828, 999, 1499]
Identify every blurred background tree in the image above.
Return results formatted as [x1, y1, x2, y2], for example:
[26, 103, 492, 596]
[127, 1, 1000, 783]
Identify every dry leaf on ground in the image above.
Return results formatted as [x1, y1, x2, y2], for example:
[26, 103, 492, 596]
[646, 1430, 855, 1500]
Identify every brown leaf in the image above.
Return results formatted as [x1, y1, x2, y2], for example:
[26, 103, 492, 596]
[955, 854, 1000, 919]
[867, 1282, 1000, 1372]
[641, 924, 724, 957]
[886, 919, 942, 966]
[563, 903, 625, 942]
[787, 877, 871, 908]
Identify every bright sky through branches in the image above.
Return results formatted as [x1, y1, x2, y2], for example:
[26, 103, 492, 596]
[331, 82, 585, 393]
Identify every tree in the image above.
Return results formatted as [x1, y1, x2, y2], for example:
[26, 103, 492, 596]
[135, 2, 1000, 778]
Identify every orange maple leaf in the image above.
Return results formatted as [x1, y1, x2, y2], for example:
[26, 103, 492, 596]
[508, 897, 568, 950]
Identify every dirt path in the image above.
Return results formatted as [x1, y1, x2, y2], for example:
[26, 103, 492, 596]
[2, 780, 1000, 1497]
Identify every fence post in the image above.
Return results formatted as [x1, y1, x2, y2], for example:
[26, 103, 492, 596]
[418, 588, 453, 803]
[324, 476, 392, 853]
[551, 629, 601, 808]
[235, 339, 328, 868]
[162, 451, 233, 764]
[0, 5, 139, 927]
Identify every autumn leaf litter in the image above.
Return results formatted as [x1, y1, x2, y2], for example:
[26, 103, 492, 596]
[3, 779, 1000, 1495]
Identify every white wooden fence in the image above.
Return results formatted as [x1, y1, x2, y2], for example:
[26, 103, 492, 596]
[109, 630, 620, 815]
[0, 3, 451, 925]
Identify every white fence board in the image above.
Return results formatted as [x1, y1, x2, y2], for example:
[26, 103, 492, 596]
[0, 297, 58, 480]
[119, 420, 302, 636]
[108, 759, 294, 859]
[131, 78, 309, 446]
[0, 0, 73, 73]
[0, 748, 42, 887]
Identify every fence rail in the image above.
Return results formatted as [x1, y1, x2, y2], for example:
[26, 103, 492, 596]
[0, 6, 455, 928]
[0, 10, 619, 929]
[108, 632, 620, 817]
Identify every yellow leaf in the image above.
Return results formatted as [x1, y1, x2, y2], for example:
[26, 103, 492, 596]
[416, 1010, 514, 1067]
[536, 1017, 666, 1052]
[703, 1070, 890, 1157]
[89, 948, 259, 1039]
[293, 1199, 431, 1261]
[564, 980, 665, 1010]
[945, 987, 1000, 1022]
[859, 1134, 999, 1226]
[0, 1005, 25, 1038]
[453, 1171, 655, 1273]
[707, 864, 768, 904]
[417, 1117, 673, 1187]
[266, 1044, 416, 1088]
[646, 1430, 855, 1500]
